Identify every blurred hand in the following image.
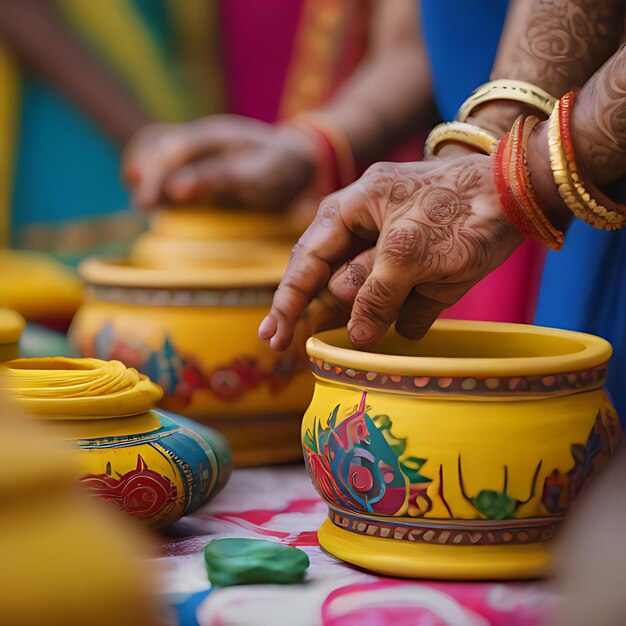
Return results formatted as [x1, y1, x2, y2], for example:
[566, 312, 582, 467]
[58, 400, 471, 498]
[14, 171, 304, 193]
[123, 115, 317, 211]
[259, 155, 523, 351]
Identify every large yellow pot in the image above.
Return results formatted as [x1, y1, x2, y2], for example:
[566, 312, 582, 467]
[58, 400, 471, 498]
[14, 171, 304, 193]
[5, 357, 232, 528]
[302, 320, 620, 580]
[0, 387, 164, 626]
[69, 250, 313, 467]
[0, 308, 24, 361]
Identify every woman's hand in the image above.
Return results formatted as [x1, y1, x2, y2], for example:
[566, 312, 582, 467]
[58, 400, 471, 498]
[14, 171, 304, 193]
[259, 155, 523, 351]
[123, 115, 317, 211]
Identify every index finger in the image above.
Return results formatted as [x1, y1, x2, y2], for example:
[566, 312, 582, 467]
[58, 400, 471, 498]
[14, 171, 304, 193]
[259, 187, 373, 351]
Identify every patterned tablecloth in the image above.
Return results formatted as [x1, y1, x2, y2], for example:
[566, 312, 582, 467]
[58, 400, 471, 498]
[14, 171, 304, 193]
[158, 466, 556, 626]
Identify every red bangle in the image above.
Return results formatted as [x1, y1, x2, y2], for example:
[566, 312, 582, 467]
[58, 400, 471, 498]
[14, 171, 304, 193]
[494, 132, 532, 237]
[494, 116, 564, 250]
[291, 112, 356, 189]
[513, 117, 564, 250]
[286, 118, 342, 194]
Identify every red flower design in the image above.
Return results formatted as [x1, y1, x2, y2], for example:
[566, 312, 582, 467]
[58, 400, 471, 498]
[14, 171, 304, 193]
[80, 456, 178, 520]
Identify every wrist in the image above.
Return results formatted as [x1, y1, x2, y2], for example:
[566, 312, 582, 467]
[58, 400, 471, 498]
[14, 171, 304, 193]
[275, 124, 318, 188]
[526, 120, 572, 231]
[468, 101, 543, 140]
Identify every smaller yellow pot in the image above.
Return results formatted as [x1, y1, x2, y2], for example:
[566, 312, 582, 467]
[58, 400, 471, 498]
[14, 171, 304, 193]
[0, 308, 24, 362]
[302, 320, 621, 580]
[131, 207, 300, 271]
[5, 357, 232, 528]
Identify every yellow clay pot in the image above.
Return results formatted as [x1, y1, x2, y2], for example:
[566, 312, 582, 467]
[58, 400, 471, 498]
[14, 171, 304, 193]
[131, 207, 300, 270]
[70, 249, 313, 467]
[5, 357, 232, 528]
[302, 320, 621, 580]
[0, 387, 162, 626]
[148, 206, 301, 241]
[0, 308, 24, 362]
[0, 249, 83, 329]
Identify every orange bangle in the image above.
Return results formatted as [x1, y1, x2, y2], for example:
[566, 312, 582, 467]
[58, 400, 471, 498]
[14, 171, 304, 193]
[494, 132, 532, 238]
[513, 116, 564, 249]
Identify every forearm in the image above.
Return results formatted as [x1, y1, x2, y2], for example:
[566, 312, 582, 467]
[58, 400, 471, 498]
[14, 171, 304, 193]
[313, 0, 437, 163]
[469, 0, 624, 138]
[0, 0, 149, 144]
[528, 44, 626, 226]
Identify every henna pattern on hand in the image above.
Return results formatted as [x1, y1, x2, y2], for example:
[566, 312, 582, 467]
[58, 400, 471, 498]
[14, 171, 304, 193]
[372, 161, 515, 285]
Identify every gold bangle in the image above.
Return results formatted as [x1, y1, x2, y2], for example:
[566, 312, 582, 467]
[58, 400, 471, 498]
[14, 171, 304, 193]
[424, 122, 498, 158]
[547, 100, 625, 231]
[457, 80, 557, 123]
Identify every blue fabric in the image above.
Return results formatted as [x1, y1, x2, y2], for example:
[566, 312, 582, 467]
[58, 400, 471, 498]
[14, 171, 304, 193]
[535, 224, 626, 421]
[12, 74, 129, 230]
[171, 589, 212, 626]
[420, 0, 509, 121]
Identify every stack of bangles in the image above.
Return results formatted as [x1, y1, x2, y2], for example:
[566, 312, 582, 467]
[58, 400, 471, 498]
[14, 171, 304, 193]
[547, 90, 626, 231]
[426, 80, 626, 250]
[285, 112, 356, 194]
[493, 115, 564, 250]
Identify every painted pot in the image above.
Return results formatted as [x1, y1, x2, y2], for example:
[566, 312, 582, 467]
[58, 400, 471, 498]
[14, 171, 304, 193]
[0, 308, 24, 362]
[5, 357, 232, 528]
[302, 320, 621, 580]
[69, 249, 313, 467]
[0, 387, 162, 626]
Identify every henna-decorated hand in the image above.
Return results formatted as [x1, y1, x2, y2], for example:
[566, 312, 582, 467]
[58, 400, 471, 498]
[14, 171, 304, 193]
[123, 115, 317, 211]
[259, 155, 523, 351]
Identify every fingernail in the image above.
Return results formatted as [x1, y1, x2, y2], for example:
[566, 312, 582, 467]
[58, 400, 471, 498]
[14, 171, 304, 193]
[258, 315, 278, 340]
[347, 320, 376, 346]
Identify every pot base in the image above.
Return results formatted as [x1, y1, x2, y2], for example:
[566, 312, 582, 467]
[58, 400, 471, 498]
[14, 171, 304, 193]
[318, 518, 551, 580]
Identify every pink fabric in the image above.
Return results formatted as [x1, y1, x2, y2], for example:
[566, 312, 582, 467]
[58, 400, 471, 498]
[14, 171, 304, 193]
[220, 0, 305, 122]
[441, 240, 547, 323]
[322, 581, 549, 626]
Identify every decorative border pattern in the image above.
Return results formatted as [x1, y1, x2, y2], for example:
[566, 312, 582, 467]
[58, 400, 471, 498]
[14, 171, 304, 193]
[310, 357, 607, 397]
[87, 285, 275, 308]
[328, 509, 561, 546]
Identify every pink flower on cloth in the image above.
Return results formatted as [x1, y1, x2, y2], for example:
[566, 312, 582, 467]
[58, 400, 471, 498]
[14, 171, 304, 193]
[321, 581, 549, 626]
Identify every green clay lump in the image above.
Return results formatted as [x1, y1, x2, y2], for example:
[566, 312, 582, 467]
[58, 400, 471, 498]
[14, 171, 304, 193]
[203, 538, 310, 587]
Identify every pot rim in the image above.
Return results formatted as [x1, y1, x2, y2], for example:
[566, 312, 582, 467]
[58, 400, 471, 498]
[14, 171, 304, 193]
[78, 256, 287, 289]
[5, 357, 163, 419]
[307, 320, 612, 378]
[0, 309, 25, 344]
